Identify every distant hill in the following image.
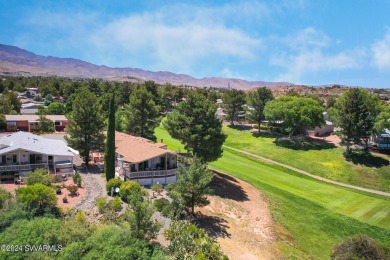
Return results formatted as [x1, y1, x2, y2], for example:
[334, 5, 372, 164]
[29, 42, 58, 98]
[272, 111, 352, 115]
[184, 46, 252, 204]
[0, 44, 291, 90]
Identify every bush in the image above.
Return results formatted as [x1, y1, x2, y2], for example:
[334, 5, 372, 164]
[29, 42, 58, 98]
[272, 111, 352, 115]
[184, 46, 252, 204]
[63, 196, 68, 203]
[96, 197, 122, 214]
[119, 181, 142, 203]
[110, 196, 122, 212]
[16, 184, 57, 215]
[106, 178, 123, 194]
[54, 185, 62, 195]
[67, 185, 78, 196]
[331, 235, 388, 260]
[0, 187, 11, 209]
[53, 175, 63, 183]
[154, 198, 170, 212]
[73, 172, 82, 184]
[151, 183, 163, 195]
[27, 168, 52, 186]
[77, 178, 82, 188]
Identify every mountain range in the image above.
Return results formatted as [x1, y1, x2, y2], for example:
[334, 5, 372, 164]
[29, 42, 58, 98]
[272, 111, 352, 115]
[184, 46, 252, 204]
[0, 43, 293, 89]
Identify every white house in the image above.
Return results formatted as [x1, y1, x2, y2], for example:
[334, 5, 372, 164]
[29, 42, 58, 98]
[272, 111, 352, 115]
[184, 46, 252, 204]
[114, 132, 180, 186]
[0, 132, 74, 182]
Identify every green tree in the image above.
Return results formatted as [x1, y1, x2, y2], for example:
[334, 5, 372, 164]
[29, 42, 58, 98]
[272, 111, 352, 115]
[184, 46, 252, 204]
[124, 86, 161, 141]
[223, 89, 246, 125]
[169, 158, 213, 215]
[47, 102, 66, 115]
[27, 168, 52, 186]
[104, 94, 116, 181]
[164, 92, 226, 162]
[264, 96, 324, 138]
[0, 114, 6, 131]
[334, 89, 375, 156]
[5, 91, 21, 113]
[35, 115, 54, 133]
[165, 220, 226, 260]
[246, 87, 274, 133]
[65, 89, 105, 165]
[16, 184, 57, 215]
[124, 199, 161, 241]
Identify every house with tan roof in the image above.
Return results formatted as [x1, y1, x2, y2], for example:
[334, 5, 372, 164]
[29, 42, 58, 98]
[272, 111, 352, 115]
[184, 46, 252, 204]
[114, 132, 180, 185]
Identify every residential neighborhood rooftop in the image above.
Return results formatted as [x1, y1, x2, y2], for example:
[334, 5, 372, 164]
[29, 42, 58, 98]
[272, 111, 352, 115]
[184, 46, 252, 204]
[5, 114, 68, 121]
[115, 131, 175, 163]
[0, 131, 74, 156]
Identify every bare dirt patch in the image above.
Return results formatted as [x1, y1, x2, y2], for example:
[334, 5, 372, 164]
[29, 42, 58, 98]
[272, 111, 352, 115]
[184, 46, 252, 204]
[196, 172, 279, 260]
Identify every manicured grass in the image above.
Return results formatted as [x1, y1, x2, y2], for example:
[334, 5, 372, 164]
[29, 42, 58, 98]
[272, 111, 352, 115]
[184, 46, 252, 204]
[155, 125, 390, 259]
[223, 126, 390, 192]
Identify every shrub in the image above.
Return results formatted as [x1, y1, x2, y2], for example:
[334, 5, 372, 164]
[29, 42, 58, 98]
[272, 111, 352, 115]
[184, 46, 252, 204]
[96, 197, 110, 214]
[106, 178, 123, 194]
[67, 185, 78, 196]
[96, 196, 123, 214]
[119, 181, 142, 203]
[151, 183, 163, 195]
[154, 198, 170, 212]
[27, 168, 52, 186]
[72, 172, 81, 183]
[77, 178, 82, 188]
[0, 187, 12, 209]
[54, 185, 62, 195]
[53, 175, 63, 183]
[63, 196, 68, 203]
[331, 235, 387, 260]
[110, 196, 122, 212]
[16, 184, 57, 215]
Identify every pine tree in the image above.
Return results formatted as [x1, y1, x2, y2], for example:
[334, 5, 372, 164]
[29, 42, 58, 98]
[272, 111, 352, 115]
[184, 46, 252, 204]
[246, 87, 274, 134]
[124, 86, 161, 141]
[65, 88, 105, 165]
[164, 92, 226, 163]
[105, 94, 116, 181]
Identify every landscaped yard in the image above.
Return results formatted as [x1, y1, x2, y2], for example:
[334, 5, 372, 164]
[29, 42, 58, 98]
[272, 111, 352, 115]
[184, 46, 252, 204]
[223, 126, 390, 192]
[155, 125, 390, 259]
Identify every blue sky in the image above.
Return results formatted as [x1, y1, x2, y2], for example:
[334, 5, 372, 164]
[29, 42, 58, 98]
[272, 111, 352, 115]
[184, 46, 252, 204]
[1, 0, 390, 88]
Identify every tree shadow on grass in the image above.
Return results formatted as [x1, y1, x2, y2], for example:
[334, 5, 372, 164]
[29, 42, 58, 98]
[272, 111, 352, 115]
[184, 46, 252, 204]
[252, 131, 283, 139]
[227, 124, 253, 131]
[195, 212, 231, 239]
[211, 171, 249, 202]
[273, 135, 336, 151]
[349, 151, 389, 168]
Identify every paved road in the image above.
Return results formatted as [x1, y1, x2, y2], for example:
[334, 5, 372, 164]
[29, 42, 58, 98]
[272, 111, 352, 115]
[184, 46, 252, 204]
[223, 145, 390, 197]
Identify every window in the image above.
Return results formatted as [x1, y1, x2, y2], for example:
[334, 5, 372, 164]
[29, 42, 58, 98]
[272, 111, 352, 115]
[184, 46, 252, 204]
[55, 121, 61, 126]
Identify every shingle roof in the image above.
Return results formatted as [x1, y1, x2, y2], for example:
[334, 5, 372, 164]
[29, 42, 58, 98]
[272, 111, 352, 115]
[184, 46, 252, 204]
[0, 132, 73, 156]
[5, 115, 68, 121]
[115, 132, 175, 163]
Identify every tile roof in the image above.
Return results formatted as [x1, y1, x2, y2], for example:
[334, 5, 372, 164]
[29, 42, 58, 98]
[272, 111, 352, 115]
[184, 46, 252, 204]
[0, 131, 74, 156]
[114, 131, 175, 163]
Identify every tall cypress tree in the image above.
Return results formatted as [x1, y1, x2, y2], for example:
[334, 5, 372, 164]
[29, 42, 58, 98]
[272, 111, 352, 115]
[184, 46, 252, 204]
[105, 94, 116, 181]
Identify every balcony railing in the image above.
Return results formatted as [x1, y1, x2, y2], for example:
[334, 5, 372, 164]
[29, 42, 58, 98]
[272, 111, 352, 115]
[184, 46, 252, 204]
[0, 163, 48, 173]
[124, 168, 179, 179]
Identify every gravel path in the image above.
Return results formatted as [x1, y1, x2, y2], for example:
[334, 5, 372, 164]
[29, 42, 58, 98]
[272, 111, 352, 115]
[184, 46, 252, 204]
[73, 173, 105, 211]
[223, 145, 390, 197]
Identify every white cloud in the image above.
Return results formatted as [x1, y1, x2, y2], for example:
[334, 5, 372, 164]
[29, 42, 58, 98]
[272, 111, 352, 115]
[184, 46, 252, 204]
[270, 28, 365, 83]
[87, 7, 262, 73]
[372, 29, 390, 70]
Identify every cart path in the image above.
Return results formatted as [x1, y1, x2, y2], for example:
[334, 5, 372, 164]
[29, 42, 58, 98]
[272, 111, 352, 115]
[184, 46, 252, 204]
[223, 145, 390, 197]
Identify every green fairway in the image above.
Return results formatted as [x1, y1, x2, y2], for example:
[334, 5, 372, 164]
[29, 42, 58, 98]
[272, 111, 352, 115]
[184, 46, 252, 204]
[155, 125, 390, 258]
[222, 126, 390, 192]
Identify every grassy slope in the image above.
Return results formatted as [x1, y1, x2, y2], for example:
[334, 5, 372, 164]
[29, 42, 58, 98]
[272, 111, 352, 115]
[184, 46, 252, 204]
[155, 125, 390, 259]
[223, 126, 390, 192]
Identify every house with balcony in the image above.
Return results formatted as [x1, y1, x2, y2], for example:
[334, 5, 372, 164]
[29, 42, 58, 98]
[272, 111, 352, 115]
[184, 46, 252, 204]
[114, 132, 181, 186]
[0, 132, 74, 182]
